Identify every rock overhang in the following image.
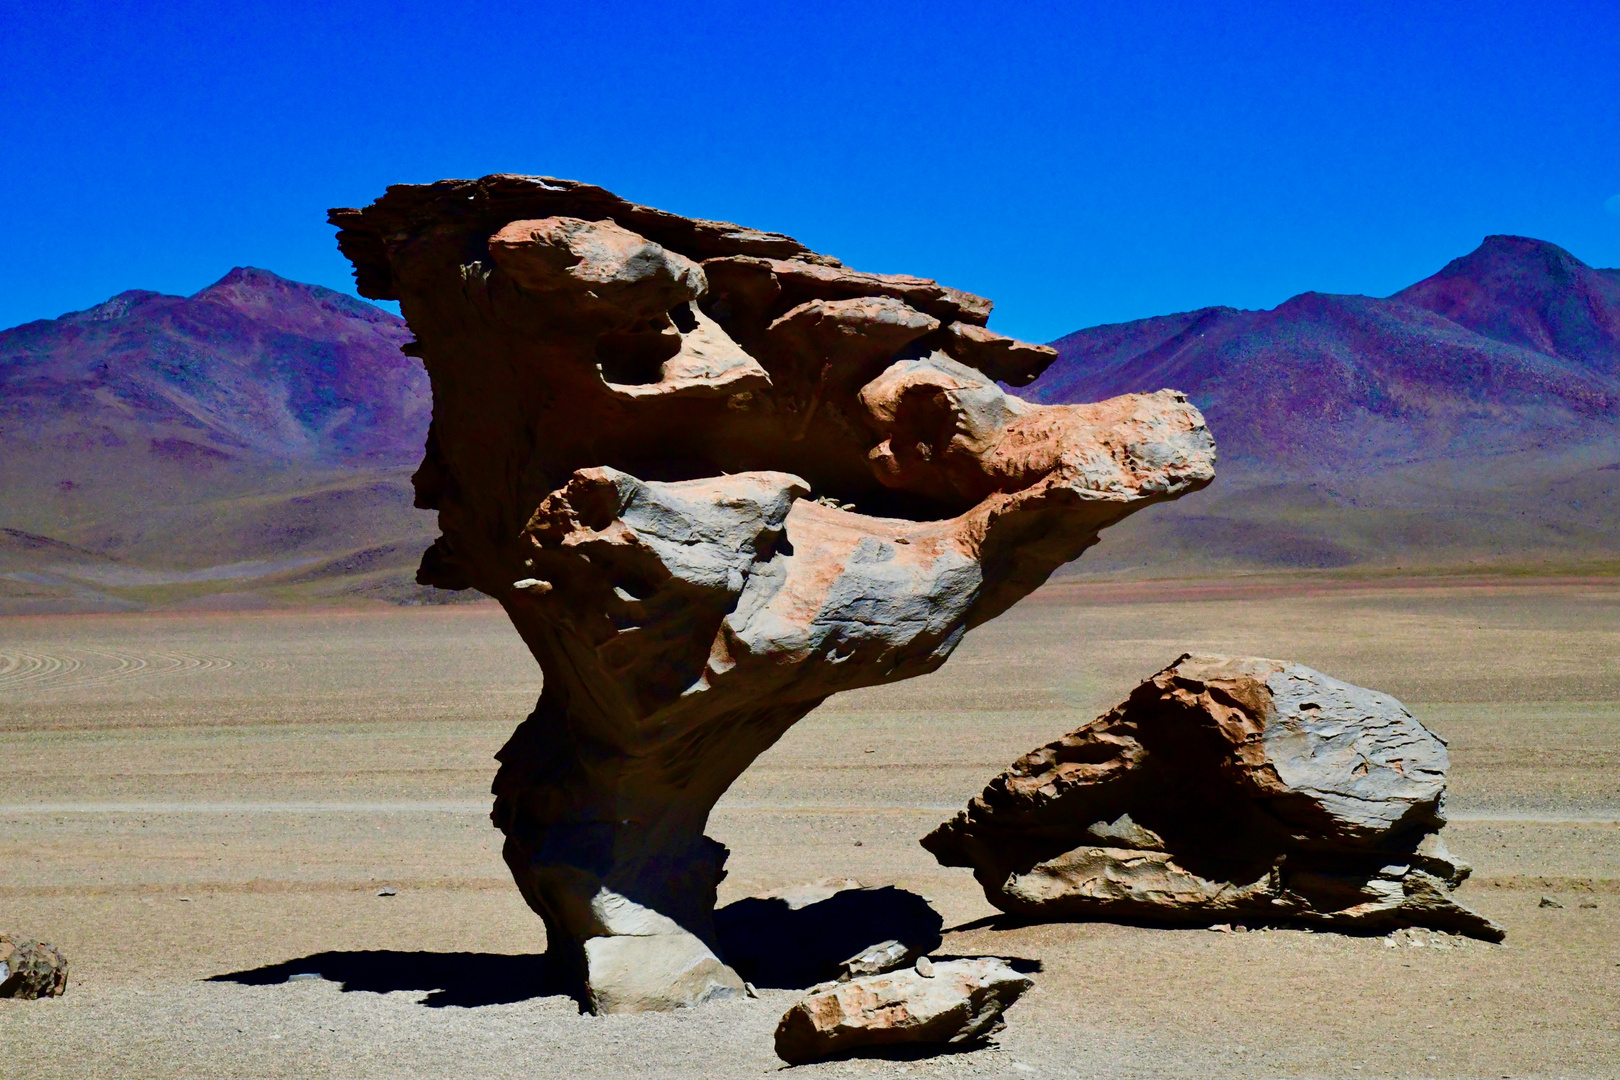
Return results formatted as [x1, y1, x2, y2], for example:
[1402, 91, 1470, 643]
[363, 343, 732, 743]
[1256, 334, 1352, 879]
[331, 173, 1218, 1011]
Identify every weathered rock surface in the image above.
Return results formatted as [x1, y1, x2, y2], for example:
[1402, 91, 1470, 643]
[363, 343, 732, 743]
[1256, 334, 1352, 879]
[924, 654, 1503, 940]
[329, 174, 1215, 1012]
[0, 935, 69, 999]
[774, 958, 1033, 1064]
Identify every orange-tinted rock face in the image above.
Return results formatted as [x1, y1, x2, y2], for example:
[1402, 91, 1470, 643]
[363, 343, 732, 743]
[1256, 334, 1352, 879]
[330, 175, 1216, 1012]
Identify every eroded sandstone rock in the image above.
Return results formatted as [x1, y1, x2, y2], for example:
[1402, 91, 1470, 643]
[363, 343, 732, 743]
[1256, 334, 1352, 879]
[774, 958, 1033, 1064]
[329, 175, 1215, 1012]
[923, 654, 1503, 940]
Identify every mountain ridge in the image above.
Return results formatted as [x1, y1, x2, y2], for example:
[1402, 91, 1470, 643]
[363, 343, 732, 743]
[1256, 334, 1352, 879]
[1024, 235, 1618, 572]
[1, 237, 1613, 611]
[0, 268, 438, 611]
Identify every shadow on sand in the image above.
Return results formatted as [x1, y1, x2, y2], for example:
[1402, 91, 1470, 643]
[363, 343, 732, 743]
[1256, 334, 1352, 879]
[716, 885, 945, 989]
[215, 887, 1012, 1007]
[209, 950, 580, 1009]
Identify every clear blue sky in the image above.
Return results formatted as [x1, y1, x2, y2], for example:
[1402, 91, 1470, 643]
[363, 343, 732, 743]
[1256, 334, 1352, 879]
[2, 0, 1615, 343]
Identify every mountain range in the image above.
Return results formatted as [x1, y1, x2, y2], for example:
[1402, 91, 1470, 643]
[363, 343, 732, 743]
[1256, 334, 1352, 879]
[1025, 235, 1617, 573]
[1, 238, 1614, 612]
[0, 269, 437, 611]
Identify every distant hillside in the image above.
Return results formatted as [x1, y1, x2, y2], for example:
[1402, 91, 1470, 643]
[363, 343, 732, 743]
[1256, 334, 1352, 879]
[2, 239, 1613, 612]
[0, 269, 440, 612]
[1024, 236, 1619, 573]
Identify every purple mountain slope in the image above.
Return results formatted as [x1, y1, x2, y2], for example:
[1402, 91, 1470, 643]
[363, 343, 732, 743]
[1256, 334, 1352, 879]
[0, 270, 436, 608]
[1, 239, 1612, 607]
[1024, 237, 1618, 571]
[0, 267, 428, 466]
[1027, 236, 1618, 475]
[1394, 234, 1619, 374]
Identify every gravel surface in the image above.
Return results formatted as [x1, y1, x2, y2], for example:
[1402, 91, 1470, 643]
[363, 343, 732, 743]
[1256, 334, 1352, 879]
[3, 577, 1616, 1078]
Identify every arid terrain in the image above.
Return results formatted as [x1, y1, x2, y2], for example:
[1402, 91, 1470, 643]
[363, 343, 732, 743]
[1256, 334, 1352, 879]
[3, 575, 1616, 1079]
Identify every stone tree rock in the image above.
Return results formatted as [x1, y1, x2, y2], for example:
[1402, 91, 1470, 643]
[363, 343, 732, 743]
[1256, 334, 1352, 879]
[329, 175, 1216, 1012]
[923, 654, 1503, 940]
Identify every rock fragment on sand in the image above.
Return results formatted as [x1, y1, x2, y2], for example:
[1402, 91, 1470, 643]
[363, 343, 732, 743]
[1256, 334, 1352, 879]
[1539, 895, 1563, 908]
[774, 957, 1033, 1064]
[923, 654, 1504, 941]
[0, 935, 69, 999]
[839, 939, 917, 980]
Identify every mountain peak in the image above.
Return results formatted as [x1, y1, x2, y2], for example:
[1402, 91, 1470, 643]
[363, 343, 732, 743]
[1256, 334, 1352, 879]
[1394, 236, 1619, 370]
[0, 267, 424, 469]
[67, 289, 168, 322]
[191, 265, 404, 330]
[203, 266, 294, 290]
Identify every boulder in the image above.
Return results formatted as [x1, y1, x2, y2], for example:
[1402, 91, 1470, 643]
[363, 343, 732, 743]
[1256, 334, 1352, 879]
[923, 654, 1503, 940]
[329, 175, 1216, 1011]
[774, 958, 1033, 1064]
[0, 935, 69, 999]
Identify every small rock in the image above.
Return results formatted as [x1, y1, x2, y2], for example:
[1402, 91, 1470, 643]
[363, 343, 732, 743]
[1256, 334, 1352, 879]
[839, 939, 916, 980]
[377, 887, 398, 897]
[287, 972, 323, 983]
[1539, 895, 1564, 908]
[774, 957, 1033, 1065]
[1579, 901, 1598, 909]
[1209, 923, 1232, 933]
[178, 897, 192, 903]
[0, 935, 69, 999]
[915, 956, 935, 977]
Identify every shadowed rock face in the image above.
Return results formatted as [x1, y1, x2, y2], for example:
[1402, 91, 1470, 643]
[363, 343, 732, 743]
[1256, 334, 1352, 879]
[329, 174, 1216, 1012]
[923, 654, 1503, 940]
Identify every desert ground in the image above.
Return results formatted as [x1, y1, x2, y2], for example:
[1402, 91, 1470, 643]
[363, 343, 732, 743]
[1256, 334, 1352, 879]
[2, 574, 1616, 1079]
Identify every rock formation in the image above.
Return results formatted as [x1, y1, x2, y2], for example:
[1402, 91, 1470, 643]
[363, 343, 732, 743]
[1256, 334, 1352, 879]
[774, 957, 1033, 1064]
[923, 654, 1503, 940]
[329, 175, 1216, 1012]
[0, 935, 68, 999]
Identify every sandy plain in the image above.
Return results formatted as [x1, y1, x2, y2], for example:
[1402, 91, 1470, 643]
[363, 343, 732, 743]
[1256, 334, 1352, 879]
[2, 575, 1616, 1079]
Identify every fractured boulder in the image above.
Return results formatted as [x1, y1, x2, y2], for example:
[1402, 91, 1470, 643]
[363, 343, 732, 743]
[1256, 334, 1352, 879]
[774, 957, 1033, 1064]
[923, 654, 1503, 940]
[329, 175, 1216, 1012]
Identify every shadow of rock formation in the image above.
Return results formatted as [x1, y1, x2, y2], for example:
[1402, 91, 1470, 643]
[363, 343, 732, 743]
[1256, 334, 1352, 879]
[716, 882, 943, 989]
[210, 950, 579, 1009]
